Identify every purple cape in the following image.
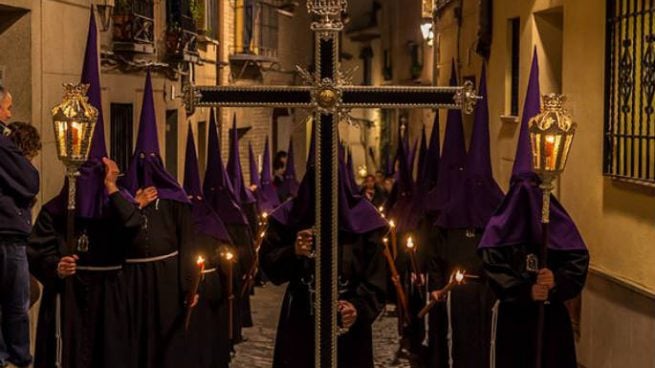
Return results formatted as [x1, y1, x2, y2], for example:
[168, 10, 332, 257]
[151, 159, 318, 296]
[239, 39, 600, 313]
[427, 61, 468, 227]
[184, 124, 232, 244]
[121, 70, 189, 204]
[256, 137, 281, 213]
[227, 116, 256, 205]
[346, 148, 358, 191]
[480, 49, 586, 251]
[44, 10, 134, 218]
[203, 110, 249, 226]
[271, 132, 387, 235]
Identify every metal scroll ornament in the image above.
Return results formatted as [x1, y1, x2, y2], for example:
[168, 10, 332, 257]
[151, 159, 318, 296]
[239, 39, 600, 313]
[307, 0, 347, 31]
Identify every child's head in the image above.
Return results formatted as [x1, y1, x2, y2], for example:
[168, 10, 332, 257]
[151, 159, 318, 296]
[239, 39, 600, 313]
[8, 122, 42, 161]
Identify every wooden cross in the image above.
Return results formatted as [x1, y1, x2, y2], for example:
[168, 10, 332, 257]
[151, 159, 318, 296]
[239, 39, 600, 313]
[184, 1, 478, 366]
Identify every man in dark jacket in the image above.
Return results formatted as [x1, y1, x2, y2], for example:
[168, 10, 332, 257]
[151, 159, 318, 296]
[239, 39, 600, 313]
[0, 85, 40, 368]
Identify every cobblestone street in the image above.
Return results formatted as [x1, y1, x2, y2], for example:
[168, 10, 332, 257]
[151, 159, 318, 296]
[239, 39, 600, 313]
[231, 284, 412, 368]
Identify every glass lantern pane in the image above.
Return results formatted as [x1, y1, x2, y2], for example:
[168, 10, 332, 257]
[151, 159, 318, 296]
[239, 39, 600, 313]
[54, 121, 68, 160]
[560, 134, 574, 170]
[531, 132, 542, 170]
[544, 134, 558, 171]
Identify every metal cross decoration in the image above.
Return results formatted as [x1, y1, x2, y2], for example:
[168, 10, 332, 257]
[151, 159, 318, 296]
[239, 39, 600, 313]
[184, 1, 479, 367]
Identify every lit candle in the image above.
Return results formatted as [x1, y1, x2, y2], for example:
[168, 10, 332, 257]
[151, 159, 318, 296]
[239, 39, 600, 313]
[389, 219, 398, 260]
[381, 236, 410, 326]
[418, 269, 468, 319]
[544, 135, 556, 169]
[184, 256, 206, 331]
[224, 250, 235, 340]
[406, 236, 422, 287]
[71, 123, 80, 155]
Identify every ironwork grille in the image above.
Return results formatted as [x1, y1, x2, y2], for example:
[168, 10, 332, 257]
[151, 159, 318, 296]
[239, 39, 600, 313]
[604, 0, 655, 185]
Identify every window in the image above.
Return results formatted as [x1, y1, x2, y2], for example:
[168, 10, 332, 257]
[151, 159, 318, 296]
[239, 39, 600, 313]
[507, 17, 520, 116]
[204, 0, 219, 40]
[113, 0, 155, 46]
[232, 0, 279, 59]
[110, 103, 134, 172]
[604, 0, 655, 184]
[166, 110, 179, 179]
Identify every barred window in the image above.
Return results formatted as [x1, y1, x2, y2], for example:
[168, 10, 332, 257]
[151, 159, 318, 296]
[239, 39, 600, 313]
[232, 0, 279, 59]
[604, 0, 655, 185]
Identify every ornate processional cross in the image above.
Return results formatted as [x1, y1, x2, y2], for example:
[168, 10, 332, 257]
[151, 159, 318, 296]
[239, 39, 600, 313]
[184, 1, 479, 367]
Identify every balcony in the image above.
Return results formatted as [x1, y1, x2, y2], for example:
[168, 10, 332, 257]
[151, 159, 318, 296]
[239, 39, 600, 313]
[229, 0, 280, 79]
[166, 0, 201, 64]
[112, 0, 155, 54]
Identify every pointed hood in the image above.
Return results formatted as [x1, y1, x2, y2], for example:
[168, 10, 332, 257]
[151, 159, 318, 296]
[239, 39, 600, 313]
[407, 137, 419, 177]
[463, 64, 504, 228]
[248, 142, 260, 187]
[121, 70, 189, 204]
[227, 115, 256, 205]
[277, 138, 299, 199]
[184, 125, 232, 244]
[480, 50, 587, 252]
[424, 112, 441, 189]
[271, 128, 387, 235]
[255, 137, 281, 213]
[44, 9, 123, 218]
[203, 110, 249, 226]
[426, 60, 468, 227]
[513, 48, 541, 177]
[385, 130, 417, 233]
[384, 149, 394, 177]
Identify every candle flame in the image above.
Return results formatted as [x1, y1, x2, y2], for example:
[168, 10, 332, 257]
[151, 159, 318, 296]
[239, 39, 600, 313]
[260, 231, 266, 239]
[378, 206, 384, 213]
[545, 135, 556, 144]
[389, 220, 396, 228]
[262, 212, 269, 219]
[225, 252, 234, 261]
[196, 256, 205, 265]
[406, 236, 414, 249]
[383, 237, 388, 244]
[455, 270, 465, 283]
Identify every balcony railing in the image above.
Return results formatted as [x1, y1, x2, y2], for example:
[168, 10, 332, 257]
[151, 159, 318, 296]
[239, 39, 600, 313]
[230, 0, 279, 61]
[112, 0, 155, 53]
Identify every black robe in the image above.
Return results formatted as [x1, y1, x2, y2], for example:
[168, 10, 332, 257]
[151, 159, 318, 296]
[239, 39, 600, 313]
[185, 233, 231, 368]
[425, 227, 496, 368]
[260, 220, 387, 368]
[27, 192, 142, 368]
[480, 246, 589, 368]
[123, 198, 193, 368]
[223, 222, 254, 337]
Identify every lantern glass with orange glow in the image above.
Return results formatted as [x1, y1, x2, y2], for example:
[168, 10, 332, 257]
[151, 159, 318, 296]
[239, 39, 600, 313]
[51, 83, 98, 171]
[528, 94, 577, 186]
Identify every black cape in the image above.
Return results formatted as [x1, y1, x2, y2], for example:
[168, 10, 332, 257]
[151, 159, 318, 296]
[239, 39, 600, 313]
[424, 226, 496, 368]
[27, 192, 142, 368]
[260, 220, 387, 368]
[184, 233, 231, 368]
[480, 245, 589, 368]
[122, 198, 193, 368]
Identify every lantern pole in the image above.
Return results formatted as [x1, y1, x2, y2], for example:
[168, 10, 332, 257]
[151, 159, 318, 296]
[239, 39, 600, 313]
[66, 169, 80, 255]
[529, 93, 576, 368]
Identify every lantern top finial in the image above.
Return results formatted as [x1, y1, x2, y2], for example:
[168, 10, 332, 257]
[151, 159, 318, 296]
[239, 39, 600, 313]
[542, 93, 567, 111]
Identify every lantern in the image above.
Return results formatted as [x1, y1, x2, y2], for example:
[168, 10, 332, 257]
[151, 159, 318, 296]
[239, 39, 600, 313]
[95, 0, 115, 32]
[528, 93, 577, 186]
[51, 83, 98, 171]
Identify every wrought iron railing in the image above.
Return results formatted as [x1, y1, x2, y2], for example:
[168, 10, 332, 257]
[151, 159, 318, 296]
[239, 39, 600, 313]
[166, 0, 199, 59]
[604, 0, 655, 185]
[112, 0, 155, 45]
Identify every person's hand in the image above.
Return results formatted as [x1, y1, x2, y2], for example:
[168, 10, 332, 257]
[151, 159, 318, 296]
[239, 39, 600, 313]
[102, 158, 120, 194]
[135, 187, 158, 209]
[531, 284, 549, 301]
[294, 229, 314, 257]
[249, 184, 258, 192]
[189, 294, 200, 308]
[57, 255, 79, 279]
[430, 289, 447, 302]
[338, 300, 358, 329]
[411, 273, 425, 287]
[537, 268, 555, 290]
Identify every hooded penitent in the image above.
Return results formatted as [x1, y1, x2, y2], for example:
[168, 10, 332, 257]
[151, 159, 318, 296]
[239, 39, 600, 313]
[479, 49, 586, 252]
[227, 116, 256, 206]
[277, 138, 300, 199]
[184, 124, 232, 245]
[384, 129, 417, 233]
[425, 60, 468, 228]
[121, 71, 189, 204]
[248, 142, 260, 188]
[44, 11, 131, 218]
[203, 109, 249, 227]
[459, 64, 505, 229]
[257, 137, 281, 213]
